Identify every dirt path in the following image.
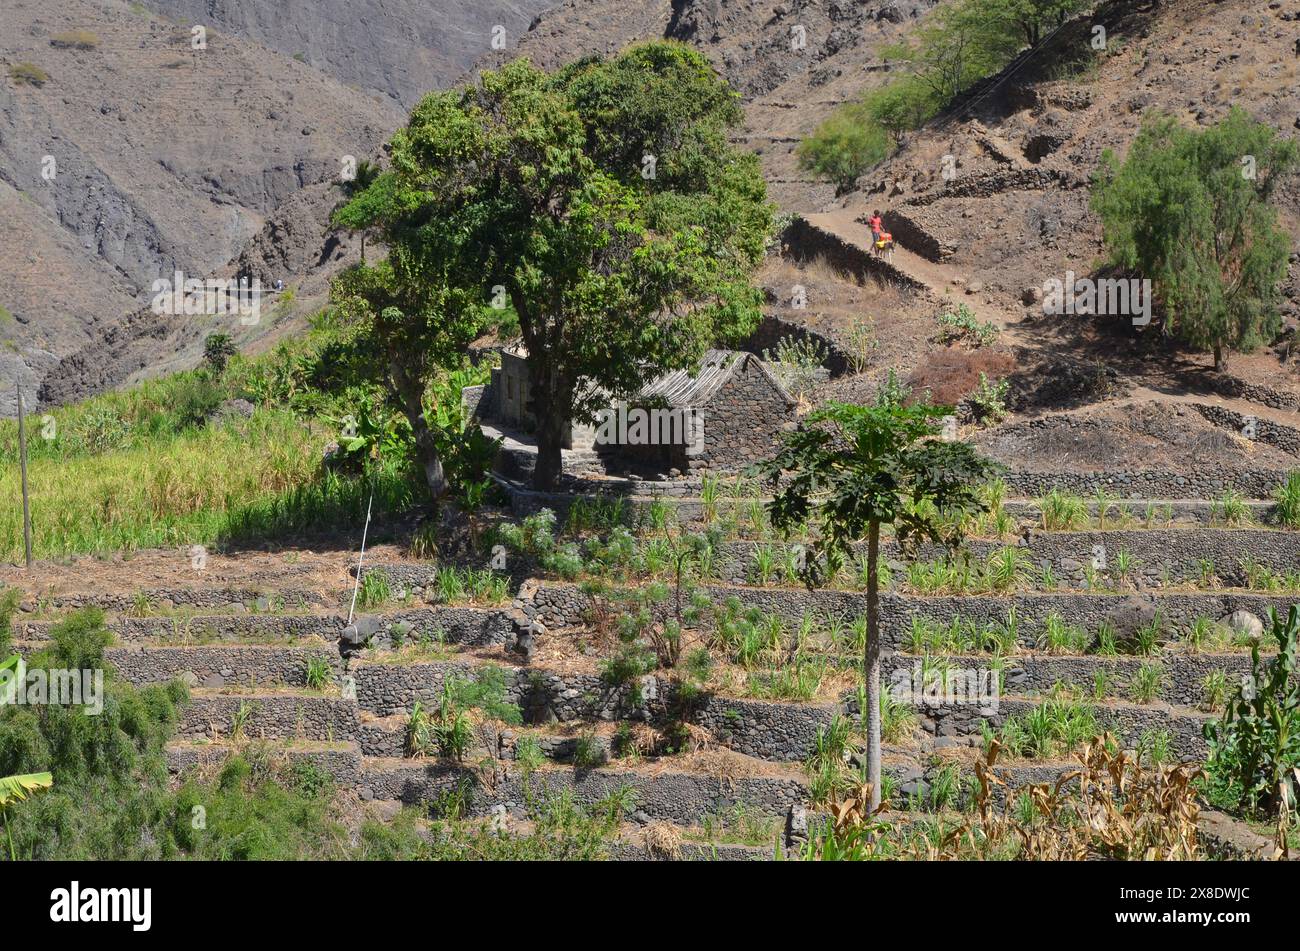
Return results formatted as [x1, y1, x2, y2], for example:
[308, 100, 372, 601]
[803, 209, 1300, 432]
[804, 209, 1029, 337]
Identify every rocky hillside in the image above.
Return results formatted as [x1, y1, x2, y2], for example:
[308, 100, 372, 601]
[140, 0, 556, 109]
[0, 0, 411, 412]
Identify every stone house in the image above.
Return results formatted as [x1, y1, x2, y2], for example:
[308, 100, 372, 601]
[467, 347, 797, 474]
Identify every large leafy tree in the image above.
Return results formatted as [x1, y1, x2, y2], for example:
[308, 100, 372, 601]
[761, 387, 1001, 810]
[334, 43, 772, 492]
[1092, 107, 1298, 370]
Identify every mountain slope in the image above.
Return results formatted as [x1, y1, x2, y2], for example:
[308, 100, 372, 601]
[140, 0, 557, 109]
[0, 0, 406, 412]
[473, 0, 941, 209]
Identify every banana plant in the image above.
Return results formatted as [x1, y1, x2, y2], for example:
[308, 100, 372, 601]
[0, 772, 53, 861]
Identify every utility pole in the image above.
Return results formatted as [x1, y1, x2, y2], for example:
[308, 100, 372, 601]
[16, 382, 32, 569]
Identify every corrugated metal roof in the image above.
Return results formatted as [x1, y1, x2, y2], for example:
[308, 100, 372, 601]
[637, 349, 740, 407]
[501, 344, 795, 408]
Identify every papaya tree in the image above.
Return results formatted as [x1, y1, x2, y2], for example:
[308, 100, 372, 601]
[761, 386, 1001, 809]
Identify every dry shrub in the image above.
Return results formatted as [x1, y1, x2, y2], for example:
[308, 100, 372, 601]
[643, 821, 682, 860]
[975, 735, 1203, 860]
[50, 30, 101, 50]
[907, 348, 1016, 407]
[8, 62, 50, 86]
[819, 733, 1205, 860]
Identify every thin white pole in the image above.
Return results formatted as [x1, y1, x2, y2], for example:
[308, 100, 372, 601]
[346, 483, 375, 626]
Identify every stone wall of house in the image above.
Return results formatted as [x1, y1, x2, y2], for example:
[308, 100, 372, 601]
[689, 358, 796, 473]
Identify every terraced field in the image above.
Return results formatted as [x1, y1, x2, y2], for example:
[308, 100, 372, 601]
[8, 471, 1296, 860]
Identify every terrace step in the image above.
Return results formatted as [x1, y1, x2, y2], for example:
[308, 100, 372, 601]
[106, 644, 341, 690]
[357, 752, 808, 828]
[526, 580, 1300, 647]
[15, 586, 328, 615]
[606, 827, 779, 861]
[164, 740, 362, 788]
[15, 604, 516, 647]
[178, 689, 359, 743]
[885, 651, 1254, 711]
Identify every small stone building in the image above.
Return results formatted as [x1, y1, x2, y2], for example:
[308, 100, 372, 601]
[616, 350, 797, 473]
[468, 347, 797, 475]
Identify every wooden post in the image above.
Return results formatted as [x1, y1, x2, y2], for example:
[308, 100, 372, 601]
[16, 383, 32, 569]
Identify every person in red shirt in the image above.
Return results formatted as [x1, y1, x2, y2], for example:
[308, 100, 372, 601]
[868, 210, 884, 239]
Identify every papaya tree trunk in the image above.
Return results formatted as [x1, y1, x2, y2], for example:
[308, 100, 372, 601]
[864, 519, 883, 811]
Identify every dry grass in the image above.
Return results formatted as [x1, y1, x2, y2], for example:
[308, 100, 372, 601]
[50, 30, 101, 50]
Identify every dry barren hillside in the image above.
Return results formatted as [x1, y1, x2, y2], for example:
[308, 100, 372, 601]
[140, 0, 556, 109]
[0, 0, 407, 412]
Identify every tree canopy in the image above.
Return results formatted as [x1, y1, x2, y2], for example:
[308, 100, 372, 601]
[1091, 107, 1298, 369]
[333, 42, 773, 491]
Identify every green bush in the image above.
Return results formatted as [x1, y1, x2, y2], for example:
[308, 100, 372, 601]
[796, 104, 891, 193]
[1092, 108, 1298, 369]
[968, 373, 1010, 425]
[1204, 606, 1300, 818]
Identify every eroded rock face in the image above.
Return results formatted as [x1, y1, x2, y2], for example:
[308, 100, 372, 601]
[2, 0, 404, 412]
[143, 0, 556, 109]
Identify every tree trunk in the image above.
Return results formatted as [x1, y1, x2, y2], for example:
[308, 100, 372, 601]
[528, 359, 567, 491]
[864, 519, 883, 811]
[1214, 344, 1226, 371]
[389, 359, 447, 499]
[533, 410, 565, 491]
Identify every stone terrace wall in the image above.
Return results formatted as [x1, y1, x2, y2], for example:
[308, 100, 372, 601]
[352, 659, 653, 722]
[1191, 403, 1300, 456]
[785, 216, 925, 291]
[17, 587, 327, 614]
[999, 469, 1291, 499]
[710, 528, 1300, 588]
[525, 583, 1300, 647]
[17, 605, 516, 647]
[882, 652, 1255, 709]
[359, 760, 806, 825]
[177, 694, 358, 742]
[107, 645, 339, 689]
[166, 744, 361, 788]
